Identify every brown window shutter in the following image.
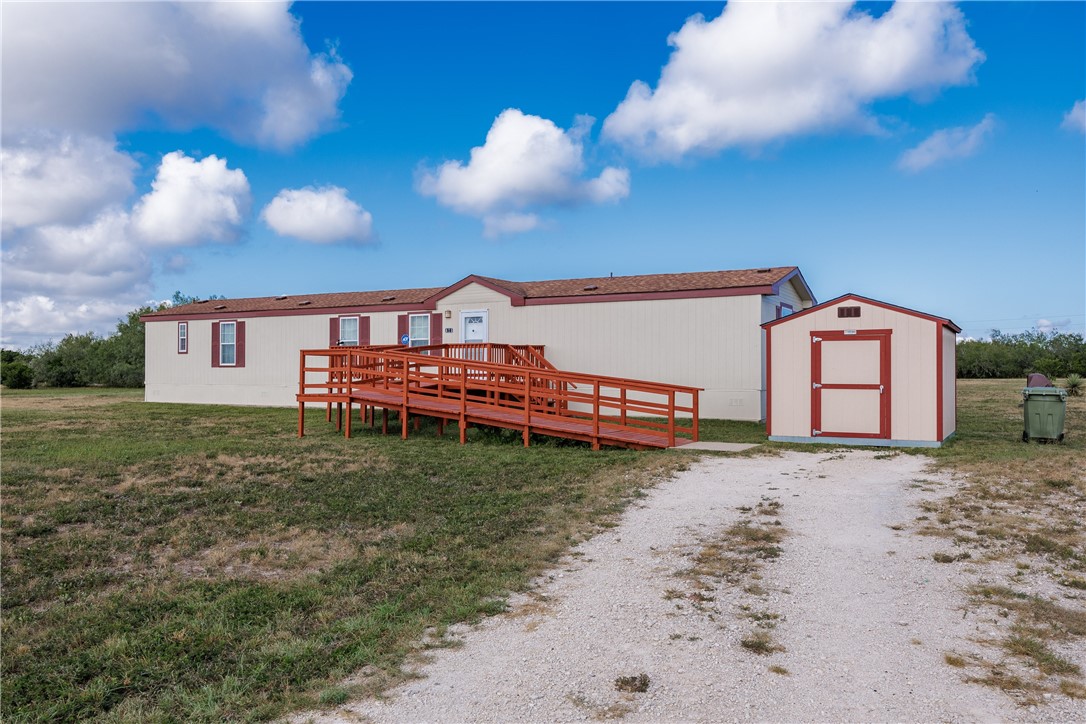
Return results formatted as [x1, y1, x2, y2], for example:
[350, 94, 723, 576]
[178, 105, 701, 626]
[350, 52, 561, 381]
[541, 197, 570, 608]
[360, 316, 371, 346]
[329, 317, 339, 347]
[236, 321, 246, 368]
[212, 322, 220, 367]
[397, 314, 408, 344]
[430, 313, 442, 346]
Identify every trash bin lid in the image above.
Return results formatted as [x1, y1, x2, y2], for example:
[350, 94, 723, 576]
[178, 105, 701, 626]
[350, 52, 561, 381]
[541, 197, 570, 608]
[1023, 386, 1067, 398]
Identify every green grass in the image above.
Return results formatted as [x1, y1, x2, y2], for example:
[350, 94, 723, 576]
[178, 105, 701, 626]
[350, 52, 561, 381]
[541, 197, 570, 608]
[1, 389, 679, 721]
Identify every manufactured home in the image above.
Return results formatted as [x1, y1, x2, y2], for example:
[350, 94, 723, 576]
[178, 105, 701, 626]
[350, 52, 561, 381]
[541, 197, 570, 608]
[762, 293, 959, 447]
[142, 266, 815, 420]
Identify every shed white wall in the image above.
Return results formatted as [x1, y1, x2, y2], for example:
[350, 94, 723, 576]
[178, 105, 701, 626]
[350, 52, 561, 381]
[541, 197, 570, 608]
[768, 299, 942, 442]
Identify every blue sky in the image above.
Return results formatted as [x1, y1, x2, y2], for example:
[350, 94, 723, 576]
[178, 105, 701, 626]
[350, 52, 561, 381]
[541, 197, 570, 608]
[2, 1, 1083, 347]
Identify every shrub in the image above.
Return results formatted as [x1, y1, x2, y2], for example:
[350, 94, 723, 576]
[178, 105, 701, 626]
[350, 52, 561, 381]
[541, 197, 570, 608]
[1066, 373, 1083, 397]
[1, 359, 34, 389]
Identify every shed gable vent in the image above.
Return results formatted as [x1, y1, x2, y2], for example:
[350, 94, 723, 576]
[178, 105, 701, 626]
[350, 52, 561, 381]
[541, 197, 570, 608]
[838, 306, 861, 318]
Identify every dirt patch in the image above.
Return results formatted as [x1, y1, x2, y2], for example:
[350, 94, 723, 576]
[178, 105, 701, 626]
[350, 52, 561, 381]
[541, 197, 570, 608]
[152, 524, 411, 582]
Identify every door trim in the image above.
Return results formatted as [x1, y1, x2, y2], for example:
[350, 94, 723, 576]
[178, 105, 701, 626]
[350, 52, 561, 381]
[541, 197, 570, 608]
[810, 329, 892, 439]
[459, 309, 489, 344]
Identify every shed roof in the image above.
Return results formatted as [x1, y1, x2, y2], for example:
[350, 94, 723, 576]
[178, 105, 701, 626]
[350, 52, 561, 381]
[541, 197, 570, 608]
[761, 293, 960, 333]
[143, 266, 812, 320]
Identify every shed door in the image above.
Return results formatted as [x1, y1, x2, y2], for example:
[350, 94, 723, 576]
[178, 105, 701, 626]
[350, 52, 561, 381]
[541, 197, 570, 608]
[811, 330, 891, 439]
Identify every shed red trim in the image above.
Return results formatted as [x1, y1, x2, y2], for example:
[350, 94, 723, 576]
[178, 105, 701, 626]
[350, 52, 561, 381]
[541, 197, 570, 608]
[762, 293, 960, 333]
[936, 324, 944, 441]
[810, 329, 892, 440]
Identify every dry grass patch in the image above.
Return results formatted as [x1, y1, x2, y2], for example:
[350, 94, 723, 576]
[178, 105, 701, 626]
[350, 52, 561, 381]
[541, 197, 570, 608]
[920, 379, 1086, 702]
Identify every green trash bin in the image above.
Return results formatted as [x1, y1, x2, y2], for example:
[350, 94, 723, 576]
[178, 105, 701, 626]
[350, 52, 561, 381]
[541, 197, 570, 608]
[1022, 387, 1067, 442]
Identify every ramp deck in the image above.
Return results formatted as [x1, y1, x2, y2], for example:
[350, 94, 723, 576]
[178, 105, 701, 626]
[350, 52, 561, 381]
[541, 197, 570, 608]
[297, 344, 699, 450]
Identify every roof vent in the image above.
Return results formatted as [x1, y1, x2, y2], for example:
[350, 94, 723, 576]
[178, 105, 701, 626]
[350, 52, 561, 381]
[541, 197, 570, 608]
[275, 295, 288, 300]
[196, 299, 209, 304]
[298, 300, 311, 306]
[381, 295, 396, 302]
[213, 304, 227, 310]
[583, 285, 599, 291]
[756, 268, 772, 273]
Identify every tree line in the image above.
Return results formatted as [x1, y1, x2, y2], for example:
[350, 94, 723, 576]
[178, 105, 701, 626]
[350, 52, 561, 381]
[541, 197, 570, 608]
[956, 330, 1085, 380]
[0, 293, 220, 390]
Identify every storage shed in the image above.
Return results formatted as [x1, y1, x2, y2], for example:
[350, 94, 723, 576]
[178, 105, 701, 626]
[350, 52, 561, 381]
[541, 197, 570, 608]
[762, 294, 959, 447]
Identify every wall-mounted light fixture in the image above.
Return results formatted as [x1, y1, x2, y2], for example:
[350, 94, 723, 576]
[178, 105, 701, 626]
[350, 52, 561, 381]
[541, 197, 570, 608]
[444, 310, 452, 319]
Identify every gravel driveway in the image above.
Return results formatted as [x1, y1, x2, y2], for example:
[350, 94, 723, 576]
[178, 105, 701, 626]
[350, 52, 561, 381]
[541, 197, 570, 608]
[306, 450, 1083, 723]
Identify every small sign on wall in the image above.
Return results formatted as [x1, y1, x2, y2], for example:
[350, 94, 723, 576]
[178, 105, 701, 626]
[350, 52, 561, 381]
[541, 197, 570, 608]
[400, 333, 409, 345]
[445, 327, 453, 333]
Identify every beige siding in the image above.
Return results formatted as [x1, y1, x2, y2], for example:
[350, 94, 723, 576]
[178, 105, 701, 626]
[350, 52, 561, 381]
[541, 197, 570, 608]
[436, 283, 766, 420]
[148, 285, 772, 419]
[768, 299, 942, 442]
[146, 311, 408, 406]
[942, 326, 957, 438]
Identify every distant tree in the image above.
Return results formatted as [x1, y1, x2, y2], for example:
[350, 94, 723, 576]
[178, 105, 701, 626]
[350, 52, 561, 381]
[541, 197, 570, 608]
[96, 306, 152, 387]
[957, 330, 1085, 379]
[171, 290, 224, 306]
[1, 349, 34, 388]
[30, 333, 100, 387]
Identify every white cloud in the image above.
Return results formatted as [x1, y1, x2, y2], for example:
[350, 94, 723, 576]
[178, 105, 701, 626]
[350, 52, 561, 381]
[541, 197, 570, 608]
[1, 132, 136, 234]
[417, 109, 630, 237]
[262, 186, 374, 243]
[1062, 100, 1086, 134]
[0, 295, 143, 349]
[1037, 318, 1071, 334]
[2, 1, 351, 149]
[602, 1, 984, 161]
[131, 152, 251, 247]
[898, 114, 996, 172]
[0, 209, 153, 348]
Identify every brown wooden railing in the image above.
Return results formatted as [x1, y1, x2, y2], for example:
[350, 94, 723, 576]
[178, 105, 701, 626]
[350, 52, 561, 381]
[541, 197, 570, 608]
[296, 345, 699, 449]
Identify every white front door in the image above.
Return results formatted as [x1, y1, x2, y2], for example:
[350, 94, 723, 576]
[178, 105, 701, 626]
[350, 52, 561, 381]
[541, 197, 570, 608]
[460, 310, 488, 343]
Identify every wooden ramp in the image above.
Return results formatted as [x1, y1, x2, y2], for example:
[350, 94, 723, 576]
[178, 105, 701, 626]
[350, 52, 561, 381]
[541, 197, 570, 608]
[297, 344, 699, 450]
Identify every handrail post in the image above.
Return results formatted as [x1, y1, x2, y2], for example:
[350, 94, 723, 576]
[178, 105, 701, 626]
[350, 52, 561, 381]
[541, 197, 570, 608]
[592, 382, 600, 451]
[297, 349, 305, 437]
[668, 390, 676, 448]
[401, 356, 409, 440]
[620, 387, 627, 427]
[459, 364, 467, 445]
[523, 370, 531, 447]
[692, 390, 700, 442]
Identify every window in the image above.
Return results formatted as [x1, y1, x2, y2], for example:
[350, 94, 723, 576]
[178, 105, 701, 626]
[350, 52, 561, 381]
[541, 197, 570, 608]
[178, 322, 188, 353]
[339, 316, 359, 346]
[409, 314, 430, 347]
[220, 321, 236, 366]
[838, 306, 861, 318]
[776, 303, 794, 320]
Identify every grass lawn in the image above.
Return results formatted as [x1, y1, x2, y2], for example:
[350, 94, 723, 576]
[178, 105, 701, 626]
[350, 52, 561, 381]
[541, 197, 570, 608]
[2, 380, 1082, 719]
[0, 389, 682, 721]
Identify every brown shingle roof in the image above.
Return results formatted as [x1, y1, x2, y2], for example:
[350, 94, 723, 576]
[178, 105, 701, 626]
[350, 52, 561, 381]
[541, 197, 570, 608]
[144, 287, 443, 318]
[479, 267, 798, 300]
[143, 267, 802, 318]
